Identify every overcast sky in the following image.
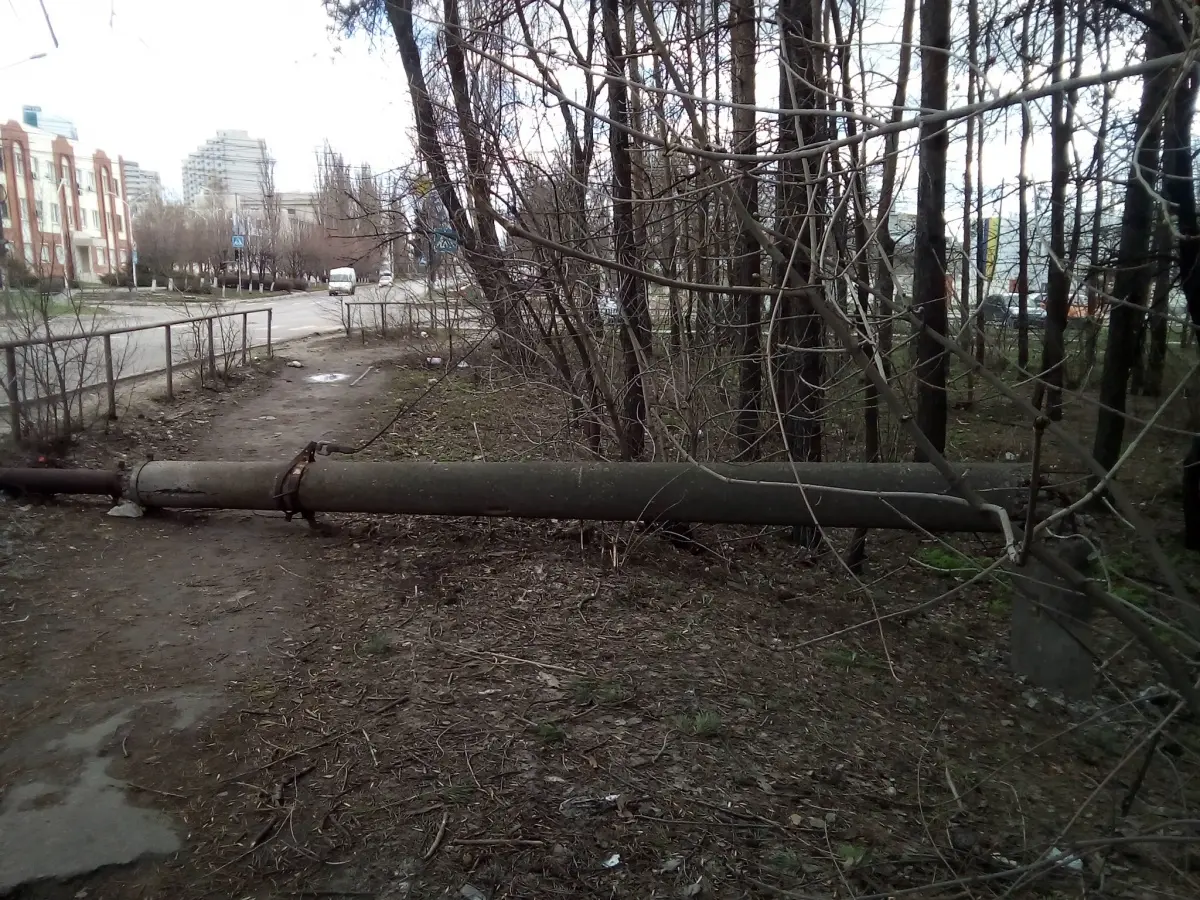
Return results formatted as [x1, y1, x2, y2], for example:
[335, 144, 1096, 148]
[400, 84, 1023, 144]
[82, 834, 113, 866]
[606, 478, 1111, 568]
[1, 0, 1094, 215]
[0, 0, 418, 196]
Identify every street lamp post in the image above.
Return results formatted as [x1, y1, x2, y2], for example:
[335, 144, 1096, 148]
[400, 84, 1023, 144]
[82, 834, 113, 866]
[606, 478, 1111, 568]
[56, 177, 74, 297]
[107, 191, 136, 292]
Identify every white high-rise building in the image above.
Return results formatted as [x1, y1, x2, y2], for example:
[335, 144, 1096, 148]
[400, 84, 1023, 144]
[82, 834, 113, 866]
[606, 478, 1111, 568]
[122, 161, 162, 214]
[182, 129, 270, 206]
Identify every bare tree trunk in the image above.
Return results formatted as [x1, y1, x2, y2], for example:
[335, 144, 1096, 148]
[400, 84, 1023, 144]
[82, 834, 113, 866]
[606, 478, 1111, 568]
[602, 0, 648, 459]
[1017, 4, 1032, 371]
[872, 0, 915, 371]
[1083, 52, 1112, 379]
[1037, 0, 1069, 418]
[1092, 25, 1171, 474]
[1161, 51, 1200, 549]
[651, 61, 684, 355]
[827, 0, 879, 570]
[732, 0, 761, 458]
[386, 0, 517, 350]
[1141, 215, 1174, 397]
[912, 0, 951, 459]
[960, 7, 976, 407]
[776, 0, 827, 547]
[622, 0, 655, 353]
[973, 19, 990, 385]
[1063, 4, 1088, 390]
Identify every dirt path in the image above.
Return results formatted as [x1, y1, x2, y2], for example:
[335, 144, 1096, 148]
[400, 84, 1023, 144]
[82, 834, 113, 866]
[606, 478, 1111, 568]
[0, 338, 389, 895]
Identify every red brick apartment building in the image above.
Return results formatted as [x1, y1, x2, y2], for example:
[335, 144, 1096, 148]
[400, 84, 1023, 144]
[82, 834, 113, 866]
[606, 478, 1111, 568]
[0, 119, 133, 283]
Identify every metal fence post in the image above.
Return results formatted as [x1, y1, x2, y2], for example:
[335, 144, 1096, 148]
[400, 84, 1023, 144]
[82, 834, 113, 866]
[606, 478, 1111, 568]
[267, 309, 273, 358]
[241, 312, 248, 365]
[5, 346, 21, 442]
[207, 317, 217, 383]
[164, 325, 174, 401]
[380, 303, 387, 338]
[103, 334, 117, 420]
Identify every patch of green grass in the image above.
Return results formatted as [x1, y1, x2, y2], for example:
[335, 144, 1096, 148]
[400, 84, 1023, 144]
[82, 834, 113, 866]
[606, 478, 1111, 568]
[571, 677, 631, 706]
[530, 722, 567, 745]
[1104, 551, 1141, 579]
[3, 291, 110, 320]
[674, 709, 724, 738]
[837, 843, 871, 869]
[766, 848, 806, 875]
[914, 546, 985, 572]
[1111, 583, 1150, 609]
[988, 594, 1012, 617]
[822, 648, 887, 671]
[362, 632, 393, 655]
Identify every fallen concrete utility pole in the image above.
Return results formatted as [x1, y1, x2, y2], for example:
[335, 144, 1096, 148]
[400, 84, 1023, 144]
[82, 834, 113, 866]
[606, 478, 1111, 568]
[0, 460, 1032, 532]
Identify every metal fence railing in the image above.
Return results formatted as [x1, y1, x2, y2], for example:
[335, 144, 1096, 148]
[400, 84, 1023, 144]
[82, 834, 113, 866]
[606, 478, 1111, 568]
[1, 307, 273, 443]
[342, 299, 481, 341]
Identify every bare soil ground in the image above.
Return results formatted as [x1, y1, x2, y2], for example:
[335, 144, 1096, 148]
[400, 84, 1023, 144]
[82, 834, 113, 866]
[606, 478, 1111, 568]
[1, 333, 1198, 900]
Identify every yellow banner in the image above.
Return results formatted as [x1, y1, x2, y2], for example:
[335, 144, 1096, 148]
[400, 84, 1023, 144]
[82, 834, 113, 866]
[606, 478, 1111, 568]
[985, 216, 1000, 281]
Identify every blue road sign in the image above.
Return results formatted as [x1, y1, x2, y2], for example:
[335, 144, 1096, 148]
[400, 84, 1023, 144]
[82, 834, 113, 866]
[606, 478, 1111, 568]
[232, 234, 246, 249]
[432, 227, 457, 253]
[132, 250, 138, 266]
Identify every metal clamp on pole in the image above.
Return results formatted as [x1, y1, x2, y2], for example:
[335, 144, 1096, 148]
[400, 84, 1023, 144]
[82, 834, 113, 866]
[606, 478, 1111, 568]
[274, 442, 319, 524]
[314, 440, 355, 456]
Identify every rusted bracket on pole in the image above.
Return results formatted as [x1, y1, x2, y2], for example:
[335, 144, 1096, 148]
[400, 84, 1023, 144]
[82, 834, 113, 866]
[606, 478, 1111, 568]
[275, 443, 318, 525]
[273, 440, 359, 525]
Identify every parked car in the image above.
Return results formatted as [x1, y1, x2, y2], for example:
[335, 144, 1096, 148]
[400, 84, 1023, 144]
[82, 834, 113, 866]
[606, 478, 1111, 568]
[978, 294, 1013, 324]
[379, 272, 394, 288]
[980, 292, 1047, 327]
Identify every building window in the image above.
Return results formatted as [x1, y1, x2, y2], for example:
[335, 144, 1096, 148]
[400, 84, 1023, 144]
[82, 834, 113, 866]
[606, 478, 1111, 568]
[14, 149, 23, 177]
[91, 210, 100, 229]
[119, 249, 128, 265]
[40, 245, 49, 263]
[35, 200, 44, 224]
[50, 203, 60, 225]
[30, 157, 39, 178]
[76, 167, 84, 186]
[115, 214, 123, 233]
[86, 171, 95, 192]
[0, 199, 8, 221]
[55, 244, 65, 264]
[67, 207, 75, 229]
[102, 170, 109, 190]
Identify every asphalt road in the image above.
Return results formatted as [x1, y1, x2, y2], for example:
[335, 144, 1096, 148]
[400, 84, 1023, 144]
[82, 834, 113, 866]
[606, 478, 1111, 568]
[1, 281, 436, 410]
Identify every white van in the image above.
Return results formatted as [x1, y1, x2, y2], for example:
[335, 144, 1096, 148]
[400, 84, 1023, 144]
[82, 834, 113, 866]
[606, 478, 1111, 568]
[329, 267, 357, 296]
